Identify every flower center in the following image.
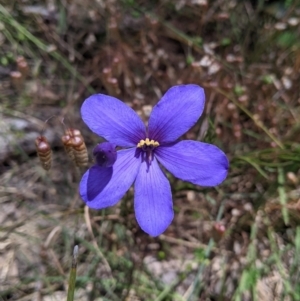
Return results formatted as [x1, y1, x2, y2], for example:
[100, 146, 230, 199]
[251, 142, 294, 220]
[137, 138, 160, 165]
[137, 138, 160, 151]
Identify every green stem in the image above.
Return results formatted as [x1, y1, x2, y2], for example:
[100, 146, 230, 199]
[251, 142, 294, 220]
[67, 245, 78, 301]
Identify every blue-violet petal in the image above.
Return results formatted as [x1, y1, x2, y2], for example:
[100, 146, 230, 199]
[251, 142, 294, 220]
[93, 142, 117, 167]
[134, 158, 174, 237]
[148, 85, 205, 143]
[155, 140, 229, 187]
[80, 148, 141, 209]
[81, 94, 146, 147]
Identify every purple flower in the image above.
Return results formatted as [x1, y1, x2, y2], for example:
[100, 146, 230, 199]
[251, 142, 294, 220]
[80, 84, 229, 236]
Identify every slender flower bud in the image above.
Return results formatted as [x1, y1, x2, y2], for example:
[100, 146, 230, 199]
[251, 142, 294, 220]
[93, 142, 117, 167]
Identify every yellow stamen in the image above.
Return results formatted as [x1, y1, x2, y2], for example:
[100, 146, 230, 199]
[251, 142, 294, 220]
[137, 138, 160, 148]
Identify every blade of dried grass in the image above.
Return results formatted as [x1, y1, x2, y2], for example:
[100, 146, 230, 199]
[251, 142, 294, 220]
[84, 205, 112, 275]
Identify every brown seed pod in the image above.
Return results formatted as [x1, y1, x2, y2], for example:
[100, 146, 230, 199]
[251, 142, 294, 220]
[61, 134, 75, 162]
[35, 136, 52, 170]
[62, 128, 88, 167]
[72, 134, 89, 167]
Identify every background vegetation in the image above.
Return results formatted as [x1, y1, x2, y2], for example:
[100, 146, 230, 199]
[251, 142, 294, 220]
[0, 0, 300, 300]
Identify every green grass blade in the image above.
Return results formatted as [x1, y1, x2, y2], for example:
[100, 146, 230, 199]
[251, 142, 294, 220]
[278, 167, 289, 225]
[67, 245, 78, 301]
